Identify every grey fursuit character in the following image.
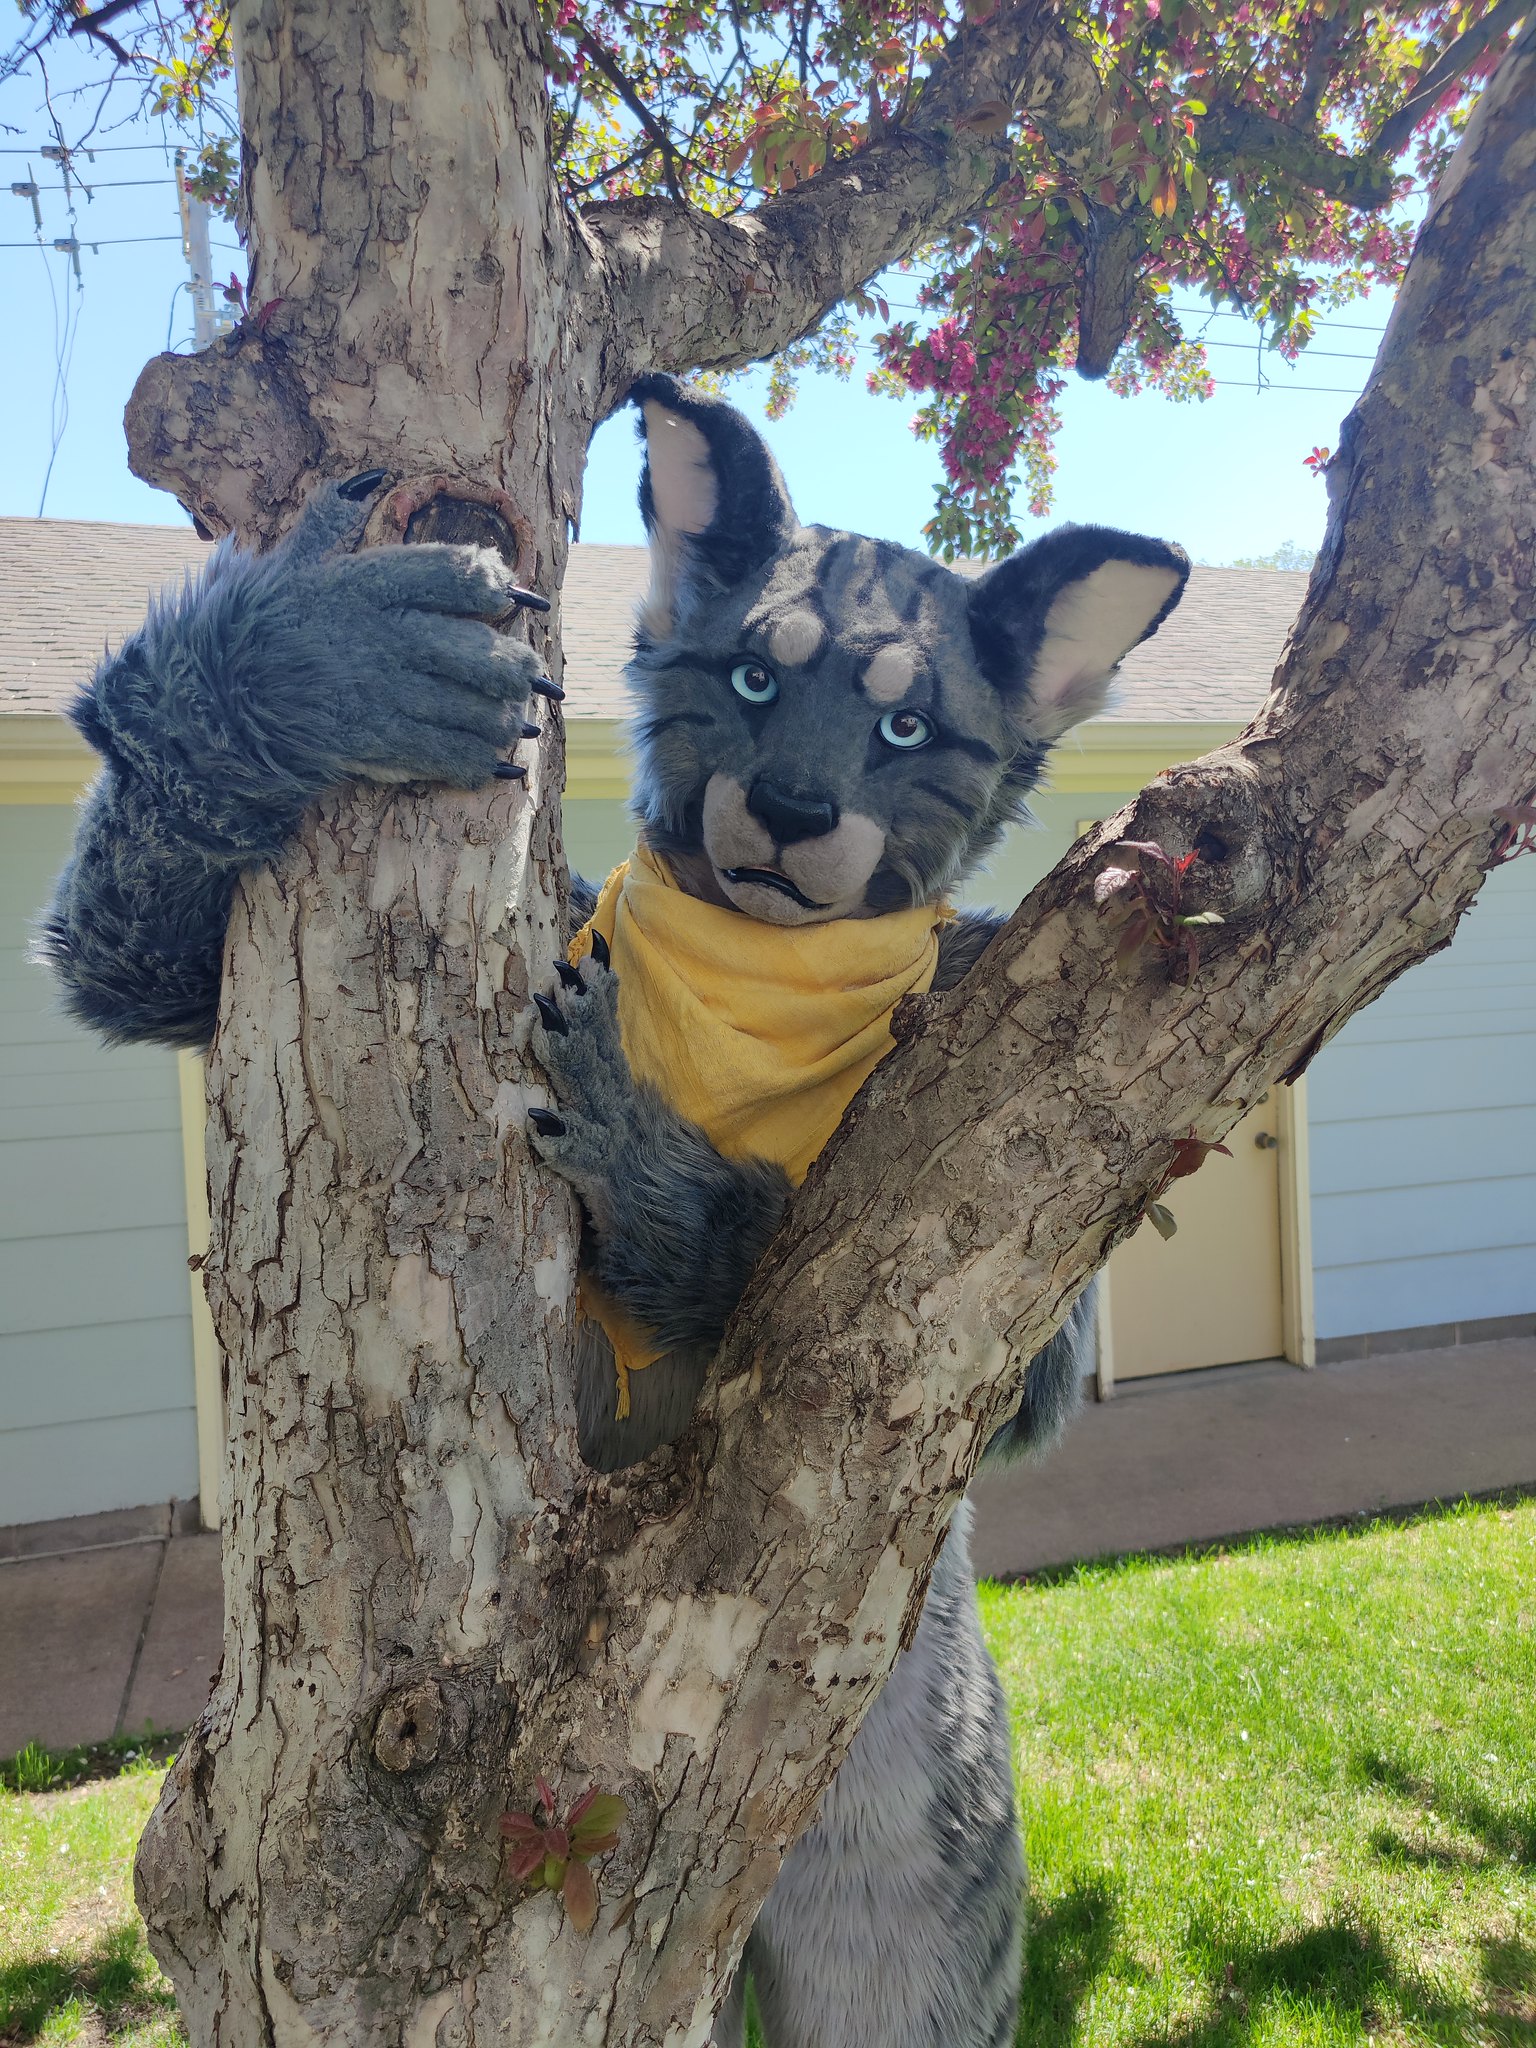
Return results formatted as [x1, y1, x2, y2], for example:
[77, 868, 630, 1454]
[42, 374, 1187, 2048]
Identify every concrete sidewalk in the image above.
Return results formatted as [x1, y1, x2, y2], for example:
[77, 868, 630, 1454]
[3, 1337, 1533, 1759]
[970, 1334, 1536, 1578]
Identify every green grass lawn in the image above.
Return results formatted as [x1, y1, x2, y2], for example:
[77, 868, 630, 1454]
[3, 1499, 1532, 2046]
[0, 1740, 180, 2046]
[989, 1498, 1536, 2047]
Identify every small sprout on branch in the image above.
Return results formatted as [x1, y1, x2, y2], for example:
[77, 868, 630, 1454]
[500, 1776, 626, 1934]
[1164, 1133, 1233, 1183]
[1138, 1128, 1234, 1242]
[1094, 841, 1225, 980]
[1490, 803, 1536, 866]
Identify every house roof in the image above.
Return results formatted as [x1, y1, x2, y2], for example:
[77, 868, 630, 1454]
[0, 515, 1305, 727]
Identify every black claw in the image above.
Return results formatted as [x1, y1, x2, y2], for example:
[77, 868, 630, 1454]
[507, 584, 552, 614]
[338, 468, 388, 502]
[530, 676, 566, 702]
[589, 931, 610, 970]
[493, 761, 527, 781]
[553, 960, 582, 991]
[533, 992, 567, 1035]
[528, 1107, 566, 1137]
[519, 720, 541, 741]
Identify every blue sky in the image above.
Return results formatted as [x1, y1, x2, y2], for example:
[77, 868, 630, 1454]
[1, 44, 1393, 564]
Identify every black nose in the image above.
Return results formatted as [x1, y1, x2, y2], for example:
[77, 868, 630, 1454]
[748, 779, 839, 844]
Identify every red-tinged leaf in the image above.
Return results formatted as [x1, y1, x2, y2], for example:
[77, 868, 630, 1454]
[499, 1811, 545, 1845]
[1119, 839, 1176, 870]
[1098, 179, 1119, 206]
[876, 297, 890, 322]
[563, 1859, 599, 1933]
[1166, 1135, 1231, 1181]
[1115, 914, 1151, 964]
[536, 1775, 557, 1820]
[723, 136, 753, 175]
[505, 1838, 548, 1882]
[569, 1793, 627, 1854]
[545, 1826, 570, 1861]
[1492, 803, 1536, 827]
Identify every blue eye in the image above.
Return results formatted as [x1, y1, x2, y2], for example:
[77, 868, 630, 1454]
[878, 709, 934, 750]
[731, 661, 779, 705]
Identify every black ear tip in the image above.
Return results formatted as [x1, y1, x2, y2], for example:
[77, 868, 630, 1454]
[629, 372, 688, 417]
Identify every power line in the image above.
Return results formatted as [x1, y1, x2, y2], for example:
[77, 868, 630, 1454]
[0, 233, 183, 247]
[22, 177, 178, 190]
[1195, 338, 1376, 362]
[0, 141, 190, 153]
[1168, 303, 1391, 334]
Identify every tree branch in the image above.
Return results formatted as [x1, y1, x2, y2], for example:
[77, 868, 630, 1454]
[578, 31, 687, 203]
[575, 0, 1060, 399]
[1198, 102, 1397, 210]
[1374, 0, 1528, 160]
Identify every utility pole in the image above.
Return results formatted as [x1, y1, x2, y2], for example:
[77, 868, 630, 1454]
[176, 151, 235, 350]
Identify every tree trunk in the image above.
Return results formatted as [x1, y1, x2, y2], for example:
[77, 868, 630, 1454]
[127, 4, 1536, 2042]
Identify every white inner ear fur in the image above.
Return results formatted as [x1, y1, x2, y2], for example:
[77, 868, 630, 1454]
[642, 403, 719, 537]
[1025, 561, 1182, 739]
[638, 403, 721, 639]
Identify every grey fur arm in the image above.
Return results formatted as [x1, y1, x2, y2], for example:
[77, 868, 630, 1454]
[583, 1089, 792, 1350]
[933, 907, 1004, 992]
[528, 952, 793, 1351]
[38, 762, 238, 1051]
[37, 480, 549, 1051]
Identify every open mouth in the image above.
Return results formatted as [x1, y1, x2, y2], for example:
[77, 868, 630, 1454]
[721, 866, 825, 911]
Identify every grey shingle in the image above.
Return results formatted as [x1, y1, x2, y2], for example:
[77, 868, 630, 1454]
[0, 517, 1305, 728]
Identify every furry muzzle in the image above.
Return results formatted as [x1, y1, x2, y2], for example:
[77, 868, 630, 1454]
[702, 774, 885, 925]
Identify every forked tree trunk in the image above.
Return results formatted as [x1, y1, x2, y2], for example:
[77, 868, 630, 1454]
[125, 5, 1535, 2043]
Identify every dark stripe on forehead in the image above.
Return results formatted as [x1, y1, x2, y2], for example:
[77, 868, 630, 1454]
[813, 534, 867, 618]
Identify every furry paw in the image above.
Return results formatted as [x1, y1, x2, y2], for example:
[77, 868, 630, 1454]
[112, 474, 568, 804]
[526, 945, 638, 1227]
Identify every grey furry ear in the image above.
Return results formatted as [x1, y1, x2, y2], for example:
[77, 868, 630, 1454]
[968, 525, 1190, 741]
[629, 373, 798, 636]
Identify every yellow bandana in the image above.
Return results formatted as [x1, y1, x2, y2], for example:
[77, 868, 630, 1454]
[570, 845, 949, 1412]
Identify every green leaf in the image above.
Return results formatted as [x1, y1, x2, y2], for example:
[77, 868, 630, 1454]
[1177, 910, 1225, 927]
[569, 1792, 627, 1856]
[1146, 1202, 1179, 1241]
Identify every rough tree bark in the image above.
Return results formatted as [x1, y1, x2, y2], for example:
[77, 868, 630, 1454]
[126, 4, 1534, 2043]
